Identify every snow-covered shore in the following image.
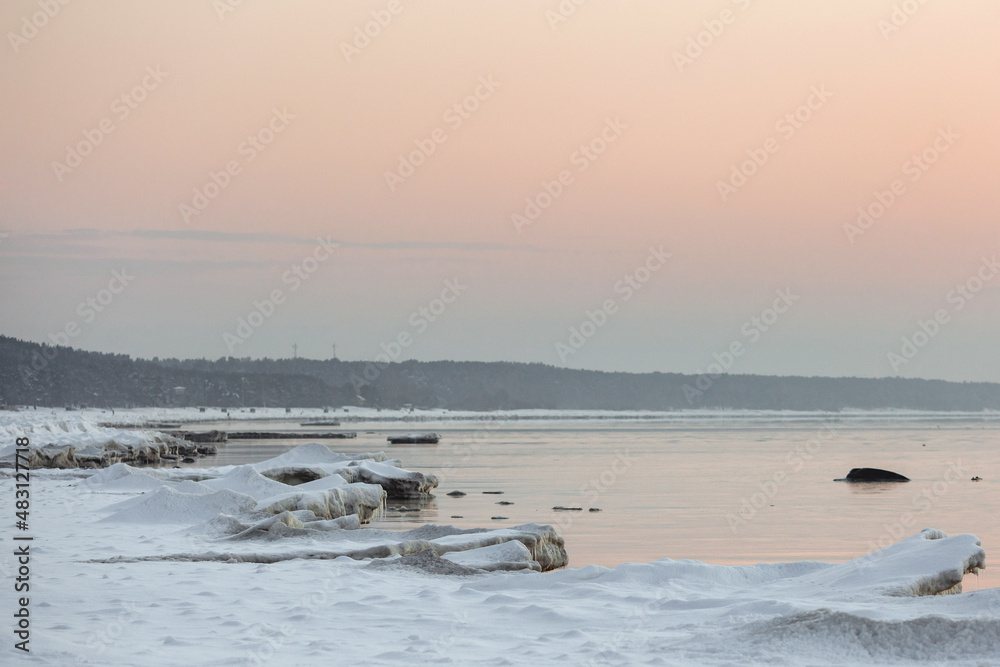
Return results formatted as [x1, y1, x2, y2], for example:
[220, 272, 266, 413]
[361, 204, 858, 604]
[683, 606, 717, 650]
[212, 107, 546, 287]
[1, 410, 998, 665]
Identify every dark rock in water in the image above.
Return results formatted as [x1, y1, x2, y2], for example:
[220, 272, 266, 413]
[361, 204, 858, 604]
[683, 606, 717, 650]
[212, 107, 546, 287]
[496, 501, 513, 506]
[835, 468, 910, 482]
[552, 506, 583, 511]
[182, 457, 196, 464]
[450, 515, 463, 519]
[971, 476, 982, 482]
[168, 430, 227, 443]
[482, 491, 504, 495]
[387, 433, 440, 444]
[446, 490, 467, 497]
[228, 431, 356, 440]
[588, 508, 602, 512]
[491, 516, 508, 520]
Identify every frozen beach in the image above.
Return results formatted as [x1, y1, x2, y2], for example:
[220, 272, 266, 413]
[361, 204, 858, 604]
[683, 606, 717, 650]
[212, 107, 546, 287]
[2, 408, 999, 665]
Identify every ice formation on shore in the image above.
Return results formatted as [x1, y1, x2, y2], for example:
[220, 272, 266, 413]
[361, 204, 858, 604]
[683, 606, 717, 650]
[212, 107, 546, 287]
[0, 418, 210, 468]
[79, 443, 564, 573]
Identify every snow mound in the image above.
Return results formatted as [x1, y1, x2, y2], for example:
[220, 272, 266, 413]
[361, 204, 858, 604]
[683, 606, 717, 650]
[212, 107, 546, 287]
[200, 466, 291, 500]
[100, 487, 258, 524]
[250, 443, 387, 472]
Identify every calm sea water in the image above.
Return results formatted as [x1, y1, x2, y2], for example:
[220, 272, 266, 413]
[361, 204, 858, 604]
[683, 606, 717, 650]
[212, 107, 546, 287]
[190, 415, 999, 590]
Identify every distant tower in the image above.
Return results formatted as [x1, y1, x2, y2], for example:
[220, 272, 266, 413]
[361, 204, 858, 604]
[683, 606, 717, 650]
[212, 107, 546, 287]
[332, 343, 337, 360]
[292, 343, 298, 359]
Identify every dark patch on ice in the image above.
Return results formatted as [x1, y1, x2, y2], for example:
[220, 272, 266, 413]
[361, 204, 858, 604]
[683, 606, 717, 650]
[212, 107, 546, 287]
[366, 549, 481, 577]
[742, 609, 1000, 662]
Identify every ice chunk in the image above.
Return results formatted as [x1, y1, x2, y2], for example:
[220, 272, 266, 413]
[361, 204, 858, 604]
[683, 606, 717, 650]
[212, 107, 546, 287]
[351, 459, 439, 498]
[784, 528, 985, 597]
[442, 540, 540, 572]
[255, 483, 386, 523]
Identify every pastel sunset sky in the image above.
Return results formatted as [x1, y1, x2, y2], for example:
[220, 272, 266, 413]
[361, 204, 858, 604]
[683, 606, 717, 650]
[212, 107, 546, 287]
[2, 0, 999, 381]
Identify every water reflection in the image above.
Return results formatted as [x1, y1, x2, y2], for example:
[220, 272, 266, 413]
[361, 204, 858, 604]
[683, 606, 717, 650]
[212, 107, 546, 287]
[841, 482, 909, 495]
[376, 496, 440, 526]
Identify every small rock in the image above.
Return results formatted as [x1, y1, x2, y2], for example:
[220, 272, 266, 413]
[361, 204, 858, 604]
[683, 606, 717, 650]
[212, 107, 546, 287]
[450, 515, 463, 519]
[588, 508, 602, 512]
[553, 506, 583, 511]
[490, 516, 508, 520]
[496, 501, 513, 505]
[483, 491, 504, 495]
[182, 457, 196, 464]
[971, 476, 982, 482]
[446, 491, 467, 497]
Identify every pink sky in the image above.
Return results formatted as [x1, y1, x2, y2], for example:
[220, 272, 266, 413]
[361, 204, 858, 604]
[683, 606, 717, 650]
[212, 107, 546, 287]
[2, 0, 999, 381]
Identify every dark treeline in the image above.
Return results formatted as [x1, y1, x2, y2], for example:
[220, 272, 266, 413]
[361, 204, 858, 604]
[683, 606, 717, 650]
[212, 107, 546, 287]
[3, 335, 1000, 411]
